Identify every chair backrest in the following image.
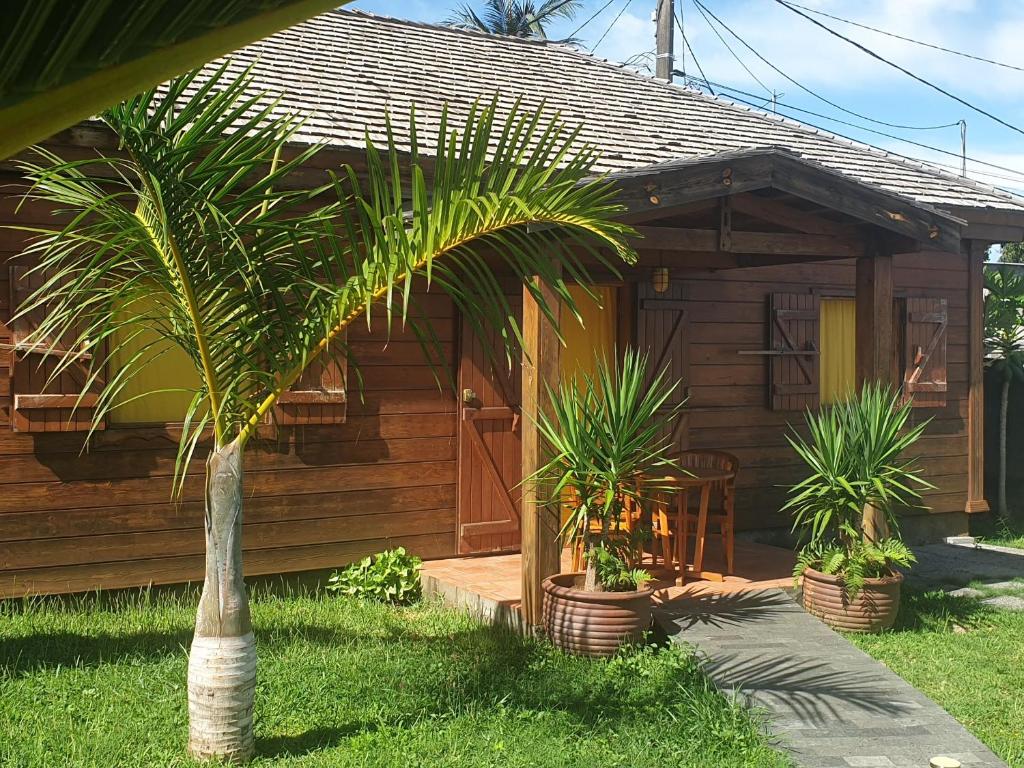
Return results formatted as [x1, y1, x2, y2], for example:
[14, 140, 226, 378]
[675, 449, 739, 489]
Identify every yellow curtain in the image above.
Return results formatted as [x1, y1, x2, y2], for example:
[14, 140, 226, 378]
[109, 297, 203, 424]
[820, 298, 856, 405]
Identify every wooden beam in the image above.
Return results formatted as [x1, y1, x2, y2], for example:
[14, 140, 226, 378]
[855, 244, 895, 388]
[966, 240, 990, 514]
[719, 197, 732, 251]
[730, 194, 854, 237]
[631, 226, 860, 258]
[521, 274, 562, 627]
[772, 153, 962, 254]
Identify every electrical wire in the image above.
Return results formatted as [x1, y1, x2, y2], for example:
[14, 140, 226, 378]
[699, 78, 1024, 186]
[772, 0, 1024, 139]
[674, 8, 714, 95]
[689, 0, 772, 97]
[566, 0, 617, 40]
[591, 0, 634, 53]
[692, 0, 962, 132]
[782, 1, 1024, 73]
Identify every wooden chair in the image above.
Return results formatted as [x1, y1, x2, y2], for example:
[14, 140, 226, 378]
[566, 485, 642, 572]
[672, 450, 739, 574]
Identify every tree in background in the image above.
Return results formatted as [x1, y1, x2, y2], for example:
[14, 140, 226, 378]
[13, 66, 633, 762]
[984, 265, 1024, 518]
[999, 241, 1024, 263]
[445, 0, 582, 38]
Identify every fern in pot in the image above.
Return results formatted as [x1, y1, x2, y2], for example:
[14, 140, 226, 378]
[784, 383, 932, 632]
[529, 348, 684, 657]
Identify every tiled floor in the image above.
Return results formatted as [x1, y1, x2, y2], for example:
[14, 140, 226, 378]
[421, 540, 798, 617]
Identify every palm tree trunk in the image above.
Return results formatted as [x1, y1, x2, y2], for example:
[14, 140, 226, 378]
[999, 373, 1011, 518]
[862, 503, 889, 544]
[187, 439, 256, 763]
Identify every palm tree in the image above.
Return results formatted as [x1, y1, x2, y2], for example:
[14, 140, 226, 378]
[984, 265, 1024, 518]
[12, 65, 634, 762]
[446, 0, 583, 38]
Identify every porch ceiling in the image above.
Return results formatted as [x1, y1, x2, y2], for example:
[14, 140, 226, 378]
[608, 148, 965, 255]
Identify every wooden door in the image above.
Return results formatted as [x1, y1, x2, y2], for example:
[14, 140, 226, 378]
[636, 280, 690, 451]
[456, 296, 523, 554]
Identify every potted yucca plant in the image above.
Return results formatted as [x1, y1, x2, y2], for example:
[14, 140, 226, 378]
[785, 383, 932, 632]
[530, 349, 684, 656]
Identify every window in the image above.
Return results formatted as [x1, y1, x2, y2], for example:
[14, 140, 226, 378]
[819, 297, 856, 405]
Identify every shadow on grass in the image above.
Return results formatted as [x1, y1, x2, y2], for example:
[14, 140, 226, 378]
[887, 588, 994, 633]
[257, 723, 377, 758]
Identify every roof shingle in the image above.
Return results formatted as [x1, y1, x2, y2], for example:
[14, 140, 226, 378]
[216, 10, 1024, 215]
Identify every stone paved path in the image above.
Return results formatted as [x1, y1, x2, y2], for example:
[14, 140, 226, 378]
[655, 589, 1007, 768]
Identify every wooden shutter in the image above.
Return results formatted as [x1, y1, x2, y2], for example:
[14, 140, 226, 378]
[902, 297, 947, 408]
[9, 265, 103, 432]
[273, 333, 348, 426]
[636, 280, 690, 450]
[769, 292, 820, 411]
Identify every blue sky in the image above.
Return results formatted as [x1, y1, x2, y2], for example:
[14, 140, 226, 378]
[351, 0, 1024, 193]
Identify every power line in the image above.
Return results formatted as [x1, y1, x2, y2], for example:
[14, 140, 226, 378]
[674, 9, 714, 95]
[782, 1, 1024, 73]
[698, 78, 1024, 186]
[591, 0, 634, 53]
[692, 0, 962, 132]
[689, 0, 771, 97]
[566, 0, 617, 40]
[772, 0, 1024, 139]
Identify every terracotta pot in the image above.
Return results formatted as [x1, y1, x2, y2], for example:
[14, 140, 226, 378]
[802, 567, 902, 633]
[542, 572, 654, 658]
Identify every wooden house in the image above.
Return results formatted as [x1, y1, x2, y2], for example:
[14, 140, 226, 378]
[3, 11, 1023, 600]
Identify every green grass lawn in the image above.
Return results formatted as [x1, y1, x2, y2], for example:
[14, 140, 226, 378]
[0, 587, 787, 768]
[972, 515, 1024, 550]
[850, 587, 1024, 768]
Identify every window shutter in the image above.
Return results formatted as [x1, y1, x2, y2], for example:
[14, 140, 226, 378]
[9, 265, 104, 432]
[273, 332, 348, 426]
[769, 292, 820, 411]
[902, 297, 947, 408]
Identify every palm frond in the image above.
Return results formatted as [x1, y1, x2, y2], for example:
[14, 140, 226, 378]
[11, 63, 636, 493]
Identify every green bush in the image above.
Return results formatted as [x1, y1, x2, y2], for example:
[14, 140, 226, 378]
[326, 547, 422, 604]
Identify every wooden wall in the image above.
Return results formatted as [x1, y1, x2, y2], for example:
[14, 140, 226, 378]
[0, 171, 461, 598]
[671, 251, 969, 533]
[0, 144, 973, 595]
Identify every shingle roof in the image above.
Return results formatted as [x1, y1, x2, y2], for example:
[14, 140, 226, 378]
[216, 9, 1024, 215]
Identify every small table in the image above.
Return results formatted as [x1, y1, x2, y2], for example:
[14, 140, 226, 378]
[648, 467, 735, 586]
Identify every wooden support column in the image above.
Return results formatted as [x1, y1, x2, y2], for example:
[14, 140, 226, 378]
[521, 275, 562, 627]
[855, 244, 895, 388]
[966, 240, 990, 513]
[856, 244, 895, 542]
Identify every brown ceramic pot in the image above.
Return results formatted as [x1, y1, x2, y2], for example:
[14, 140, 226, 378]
[542, 572, 654, 658]
[802, 567, 902, 633]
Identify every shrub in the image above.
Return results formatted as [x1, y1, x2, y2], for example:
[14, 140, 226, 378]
[326, 547, 422, 604]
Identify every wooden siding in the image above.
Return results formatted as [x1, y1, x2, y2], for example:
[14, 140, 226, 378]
[0, 147, 973, 596]
[677, 250, 969, 531]
[0, 171, 460, 598]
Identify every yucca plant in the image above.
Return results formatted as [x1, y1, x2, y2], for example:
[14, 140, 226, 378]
[784, 382, 932, 596]
[11, 64, 634, 762]
[530, 349, 684, 592]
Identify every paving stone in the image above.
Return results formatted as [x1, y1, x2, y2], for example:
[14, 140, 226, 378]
[981, 594, 1024, 610]
[654, 588, 1008, 768]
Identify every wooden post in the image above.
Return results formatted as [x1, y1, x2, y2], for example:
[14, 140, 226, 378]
[655, 0, 675, 81]
[521, 275, 562, 627]
[856, 244, 894, 541]
[966, 239, 990, 513]
[855, 245, 895, 388]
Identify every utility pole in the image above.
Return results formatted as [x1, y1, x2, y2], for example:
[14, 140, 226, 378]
[655, 0, 674, 81]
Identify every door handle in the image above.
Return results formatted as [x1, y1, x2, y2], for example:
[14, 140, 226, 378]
[462, 388, 477, 404]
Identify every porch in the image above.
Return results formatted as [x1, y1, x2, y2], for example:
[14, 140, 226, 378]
[422, 541, 798, 629]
